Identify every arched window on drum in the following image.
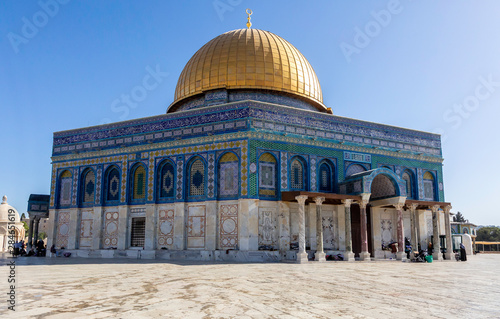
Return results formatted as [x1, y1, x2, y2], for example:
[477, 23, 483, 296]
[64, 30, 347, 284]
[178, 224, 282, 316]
[157, 160, 175, 201]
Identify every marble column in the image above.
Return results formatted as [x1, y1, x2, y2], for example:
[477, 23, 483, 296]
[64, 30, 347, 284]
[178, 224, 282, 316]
[296, 195, 309, 263]
[444, 205, 453, 260]
[409, 203, 418, 258]
[431, 205, 443, 261]
[33, 217, 40, 246]
[314, 197, 326, 262]
[28, 218, 35, 249]
[395, 203, 406, 261]
[342, 199, 355, 261]
[359, 200, 371, 261]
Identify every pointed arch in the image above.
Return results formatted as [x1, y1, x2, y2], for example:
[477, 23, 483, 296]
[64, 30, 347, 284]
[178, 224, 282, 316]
[80, 168, 96, 205]
[157, 159, 175, 201]
[130, 163, 147, 202]
[402, 169, 415, 200]
[187, 156, 206, 199]
[218, 151, 239, 198]
[58, 169, 73, 207]
[370, 174, 398, 200]
[290, 156, 307, 191]
[104, 166, 121, 204]
[318, 159, 335, 193]
[423, 171, 436, 201]
[361, 168, 406, 198]
[346, 163, 367, 177]
[259, 152, 278, 197]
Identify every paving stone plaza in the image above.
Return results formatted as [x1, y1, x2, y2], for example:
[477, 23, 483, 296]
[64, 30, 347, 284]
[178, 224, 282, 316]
[1, 254, 499, 318]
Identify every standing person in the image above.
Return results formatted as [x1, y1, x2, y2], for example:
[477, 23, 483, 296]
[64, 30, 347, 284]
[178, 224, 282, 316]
[13, 241, 19, 256]
[460, 243, 467, 261]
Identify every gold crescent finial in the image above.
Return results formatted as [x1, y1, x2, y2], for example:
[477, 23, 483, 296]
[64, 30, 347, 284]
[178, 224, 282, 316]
[246, 9, 252, 29]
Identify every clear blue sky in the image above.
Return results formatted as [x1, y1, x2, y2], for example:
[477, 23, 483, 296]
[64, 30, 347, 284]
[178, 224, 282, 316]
[1, 1, 499, 225]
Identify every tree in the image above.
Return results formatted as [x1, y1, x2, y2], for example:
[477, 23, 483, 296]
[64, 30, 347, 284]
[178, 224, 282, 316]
[453, 211, 468, 222]
[38, 232, 47, 240]
[21, 213, 26, 220]
[21, 221, 28, 232]
[476, 227, 500, 242]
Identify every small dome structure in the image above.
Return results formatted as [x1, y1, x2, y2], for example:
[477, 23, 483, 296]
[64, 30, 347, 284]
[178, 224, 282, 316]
[0, 195, 20, 222]
[0, 195, 25, 252]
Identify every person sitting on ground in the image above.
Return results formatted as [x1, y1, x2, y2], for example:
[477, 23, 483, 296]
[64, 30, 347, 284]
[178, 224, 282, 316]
[27, 248, 36, 257]
[56, 246, 64, 257]
[19, 247, 27, 256]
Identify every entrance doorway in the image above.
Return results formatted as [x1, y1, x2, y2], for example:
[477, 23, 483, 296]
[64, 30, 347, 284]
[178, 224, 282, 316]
[350, 204, 373, 257]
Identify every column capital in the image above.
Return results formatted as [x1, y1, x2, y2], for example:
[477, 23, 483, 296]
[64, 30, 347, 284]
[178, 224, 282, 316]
[443, 205, 452, 213]
[295, 195, 308, 205]
[342, 199, 352, 207]
[410, 203, 418, 212]
[394, 203, 404, 211]
[359, 200, 368, 209]
[431, 205, 441, 213]
[313, 196, 325, 206]
[361, 193, 371, 202]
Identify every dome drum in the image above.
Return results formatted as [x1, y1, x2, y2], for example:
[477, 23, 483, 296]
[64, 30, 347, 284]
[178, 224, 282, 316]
[170, 88, 323, 113]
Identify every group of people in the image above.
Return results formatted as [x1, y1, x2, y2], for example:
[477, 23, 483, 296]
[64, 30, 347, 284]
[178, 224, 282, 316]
[12, 239, 47, 257]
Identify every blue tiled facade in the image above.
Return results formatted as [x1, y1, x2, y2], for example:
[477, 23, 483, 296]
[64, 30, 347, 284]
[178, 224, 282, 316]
[50, 92, 445, 209]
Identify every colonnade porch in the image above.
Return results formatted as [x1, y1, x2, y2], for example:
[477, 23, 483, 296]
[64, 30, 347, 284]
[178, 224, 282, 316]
[282, 191, 452, 262]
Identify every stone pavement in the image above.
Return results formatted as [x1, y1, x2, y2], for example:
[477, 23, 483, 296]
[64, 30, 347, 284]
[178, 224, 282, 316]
[1, 254, 499, 318]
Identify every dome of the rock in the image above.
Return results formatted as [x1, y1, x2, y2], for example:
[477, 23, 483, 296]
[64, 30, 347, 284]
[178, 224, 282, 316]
[168, 28, 328, 113]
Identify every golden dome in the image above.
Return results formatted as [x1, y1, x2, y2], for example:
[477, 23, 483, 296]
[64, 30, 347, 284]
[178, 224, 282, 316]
[168, 29, 328, 113]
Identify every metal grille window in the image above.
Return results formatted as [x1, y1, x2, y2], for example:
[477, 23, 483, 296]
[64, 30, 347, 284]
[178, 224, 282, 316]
[290, 159, 304, 190]
[190, 159, 205, 196]
[130, 217, 146, 247]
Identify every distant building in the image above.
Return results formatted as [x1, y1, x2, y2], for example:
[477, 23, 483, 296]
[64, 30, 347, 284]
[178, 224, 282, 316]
[451, 221, 477, 255]
[0, 195, 26, 251]
[26, 194, 50, 248]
